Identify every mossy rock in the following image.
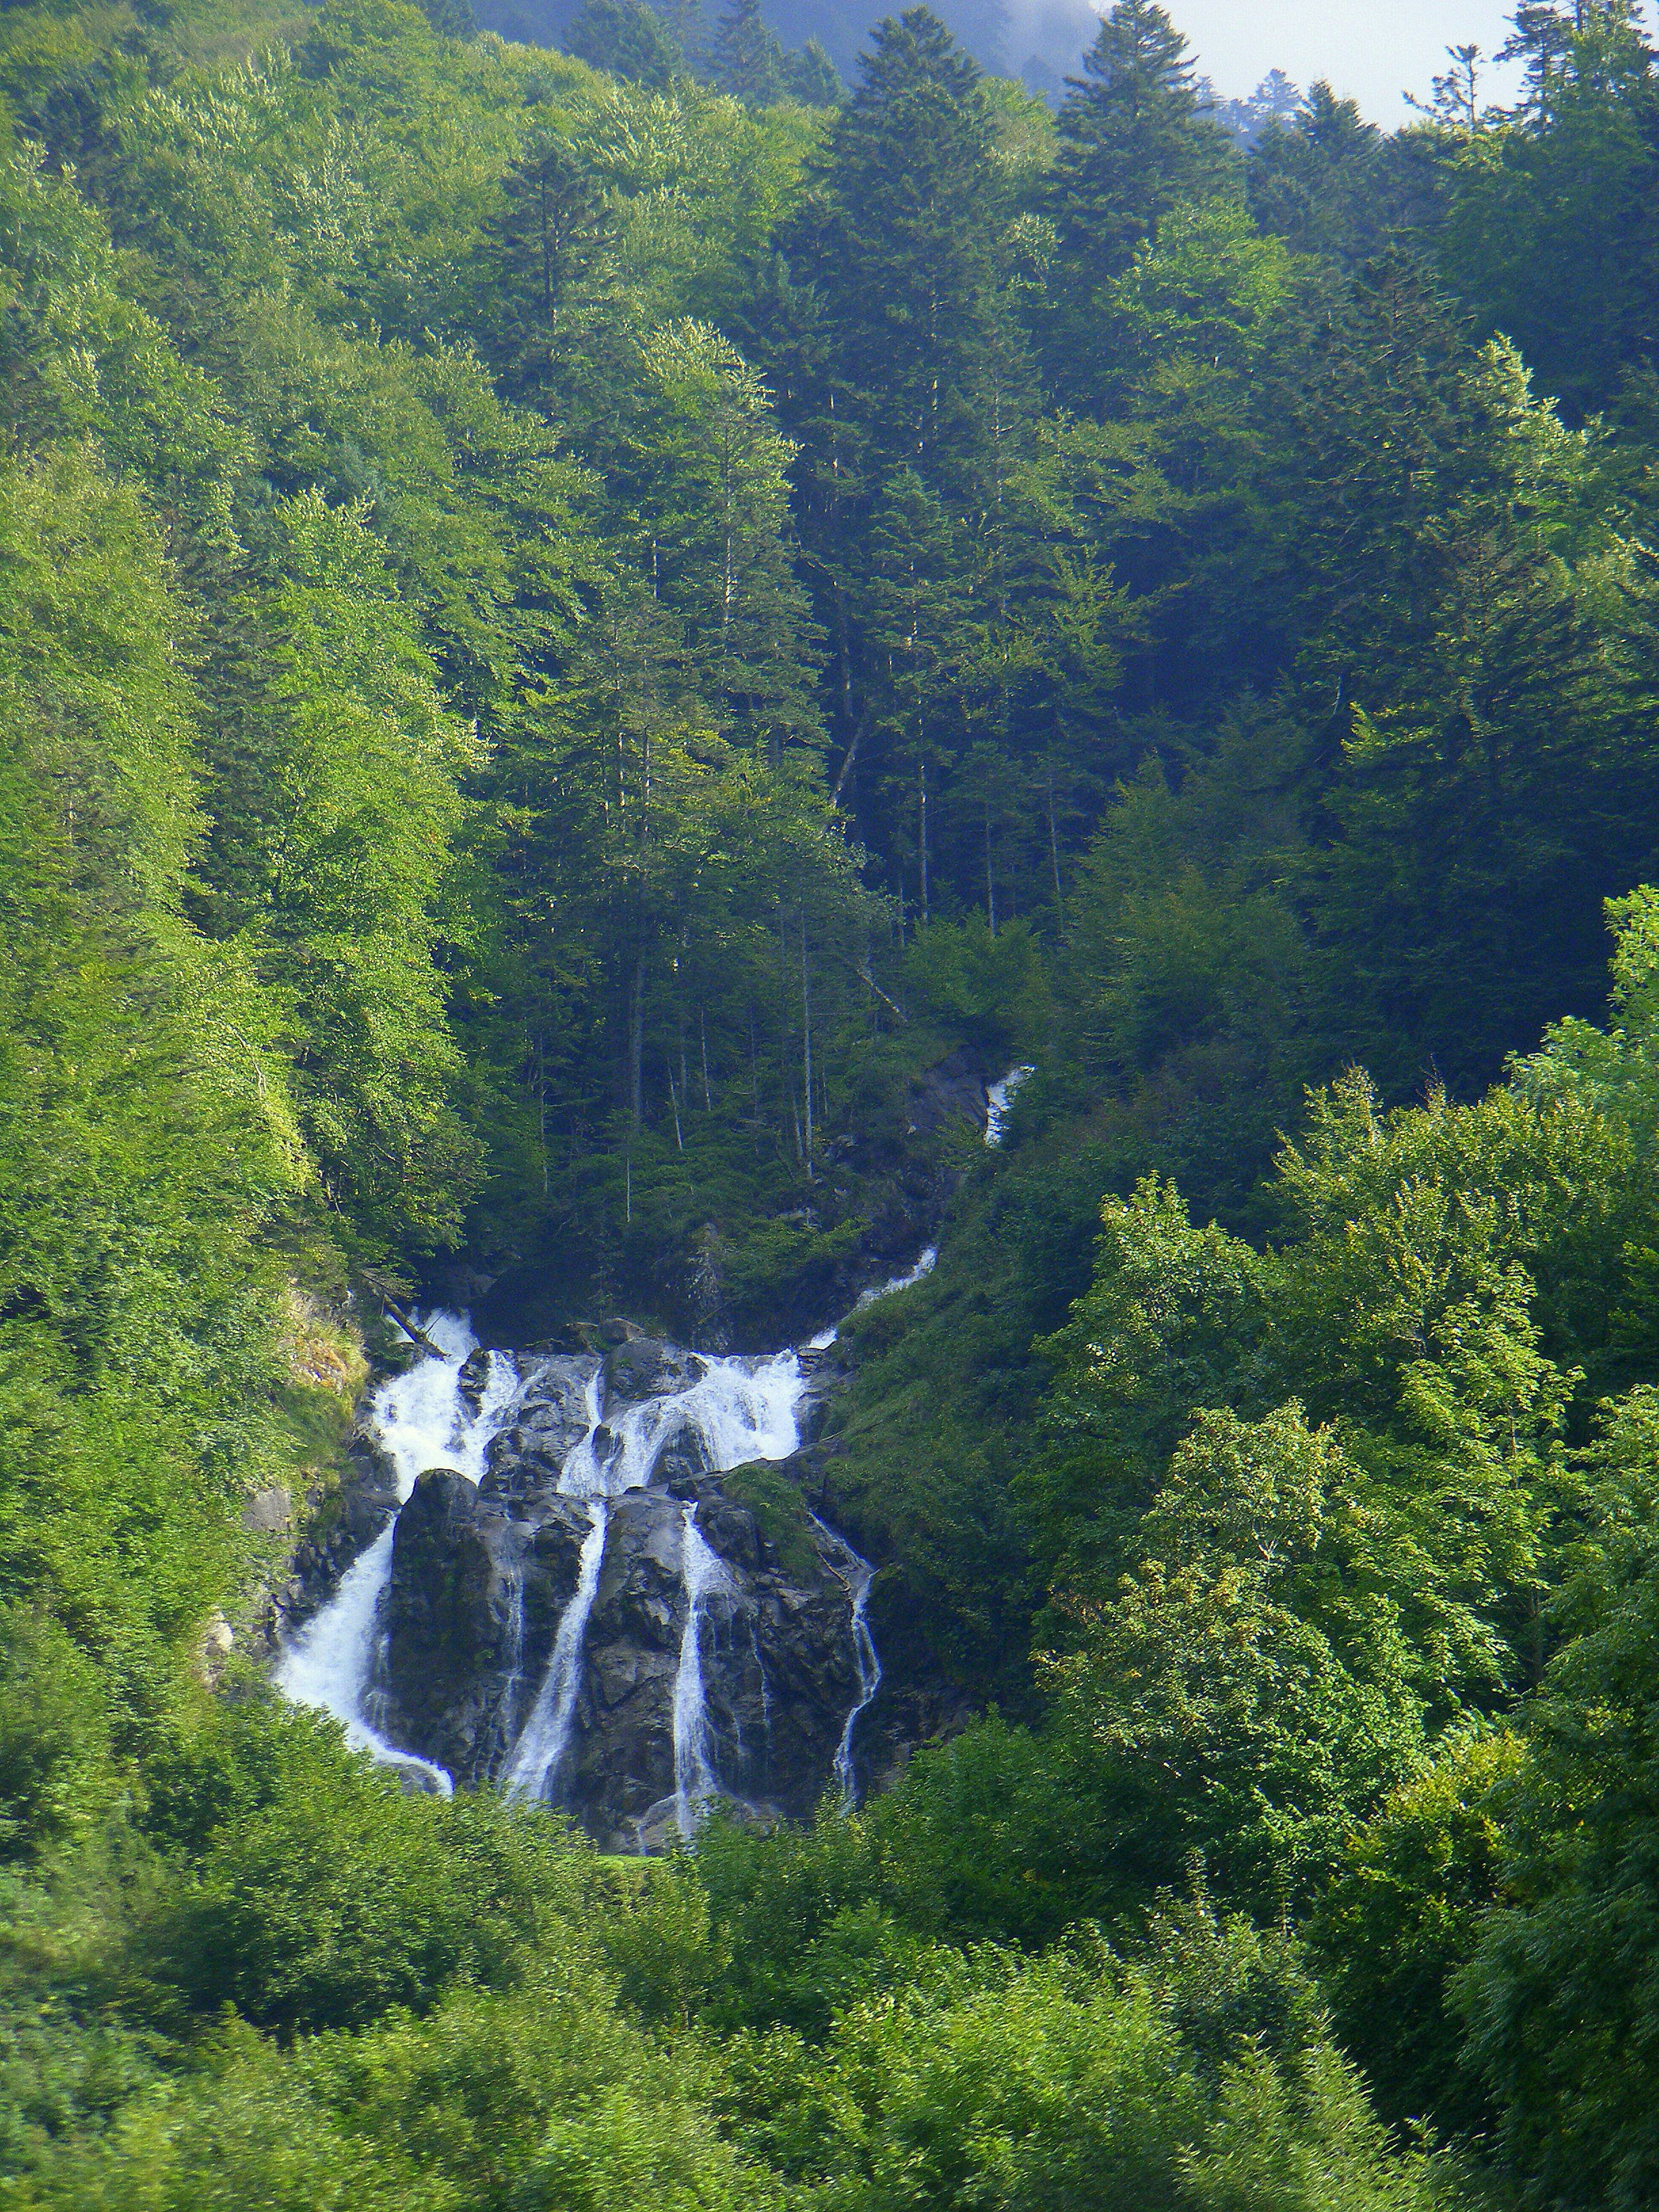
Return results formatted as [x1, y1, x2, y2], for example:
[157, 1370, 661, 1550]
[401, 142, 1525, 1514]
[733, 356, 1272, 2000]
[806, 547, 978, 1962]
[719, 1460, 819, 1582]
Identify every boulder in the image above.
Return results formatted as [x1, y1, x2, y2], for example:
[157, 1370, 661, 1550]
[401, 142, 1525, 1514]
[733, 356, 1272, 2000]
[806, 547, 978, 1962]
[313, 1331, 879, 1848]
[603, 1337, 701, 1400]
[378, 1471, 592, 1786]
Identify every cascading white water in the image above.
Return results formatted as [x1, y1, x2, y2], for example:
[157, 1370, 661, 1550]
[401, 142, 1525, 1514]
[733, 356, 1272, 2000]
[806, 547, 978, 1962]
[672, 1507, 731, 1837]
[808, 1244, 939, 1351]
[502, 1499, 608, 1803]
[274, 1311, 515, 1790]
[985, 1064, 1035, 1146]
[815, 1515, 884, 1801]
[281, 1267, 928, 1832]
[506, 1351, 810, 1817]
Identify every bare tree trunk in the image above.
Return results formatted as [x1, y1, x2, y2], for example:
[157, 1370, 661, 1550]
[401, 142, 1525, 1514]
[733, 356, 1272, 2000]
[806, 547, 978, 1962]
[1046, 765, 1066, 937]
[984, 786, 996, 936]
[918, 752, 930, 924]
[830, 701, 869, 809]
[800, 904, 814, 1166]
[778, 902, 800, 1158]
[628, 949, 646, 1135]
[537, 1028, 549, 1197]
[747, 1000, 761, 1154]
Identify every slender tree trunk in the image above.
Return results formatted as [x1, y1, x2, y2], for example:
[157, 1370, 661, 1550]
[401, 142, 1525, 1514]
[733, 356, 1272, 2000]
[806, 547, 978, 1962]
[1046, 765, 1066, 936]
[800, 904, 813, 1166]
[628, 949, 646, 1134]
[918, 752, 930, 924]
[537, 1029, 548, 1197]
[984, 785, 996, 936]
[778, 901, 800, 1158]
[747, 1000, 761, 1154]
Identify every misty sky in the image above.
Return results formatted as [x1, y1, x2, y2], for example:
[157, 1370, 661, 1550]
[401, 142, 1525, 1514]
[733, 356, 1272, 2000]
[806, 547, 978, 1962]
[1175, 1, 1527, 121]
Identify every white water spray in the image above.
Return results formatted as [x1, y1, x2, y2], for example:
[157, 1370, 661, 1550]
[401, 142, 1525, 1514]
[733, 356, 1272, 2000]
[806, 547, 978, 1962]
[815, 1515, 884, 1801]
[503, 1498, 609, 1803]
[808, 1244, 939, 1351]
[672, 1507, 731, 1837]
[281, 1274, 920, 1832]
[274, 1311, 515, 1790]
[985, 1064, 1035, 1146]
[506, 1350, 808, 1814]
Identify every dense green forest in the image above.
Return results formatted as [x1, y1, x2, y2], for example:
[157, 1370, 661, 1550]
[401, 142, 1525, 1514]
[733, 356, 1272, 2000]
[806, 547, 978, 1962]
[12, 0, 1659, 2200]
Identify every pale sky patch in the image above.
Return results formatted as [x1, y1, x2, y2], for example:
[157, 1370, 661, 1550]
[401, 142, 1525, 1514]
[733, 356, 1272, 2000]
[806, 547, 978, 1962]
[1166, 0, 1534, 121]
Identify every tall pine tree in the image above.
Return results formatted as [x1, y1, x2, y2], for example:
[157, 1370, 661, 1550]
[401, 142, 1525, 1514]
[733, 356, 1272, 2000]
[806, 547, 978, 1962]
[1040, 0, 1237, 407]
[710, 0, 786, 106]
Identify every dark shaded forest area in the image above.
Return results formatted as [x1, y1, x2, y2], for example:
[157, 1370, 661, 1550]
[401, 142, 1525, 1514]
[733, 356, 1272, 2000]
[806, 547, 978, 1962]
[8, 0, 1659, 2201]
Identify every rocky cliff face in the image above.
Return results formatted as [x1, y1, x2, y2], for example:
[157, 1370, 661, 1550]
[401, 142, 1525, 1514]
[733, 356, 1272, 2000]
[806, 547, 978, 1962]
[319, 1337, 874, 1851]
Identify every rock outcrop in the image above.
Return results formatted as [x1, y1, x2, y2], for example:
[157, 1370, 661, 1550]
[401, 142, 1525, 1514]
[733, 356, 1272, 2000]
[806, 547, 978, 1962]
[354, 1343, 871, 1849]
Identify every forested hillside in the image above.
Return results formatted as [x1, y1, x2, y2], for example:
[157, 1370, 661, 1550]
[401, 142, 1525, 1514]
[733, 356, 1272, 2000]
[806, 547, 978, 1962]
[8, 0, 1659, 2201]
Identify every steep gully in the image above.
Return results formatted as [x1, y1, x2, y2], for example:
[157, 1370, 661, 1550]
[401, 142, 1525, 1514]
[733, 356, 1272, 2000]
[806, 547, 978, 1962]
[276, 1064, 1031, 1846]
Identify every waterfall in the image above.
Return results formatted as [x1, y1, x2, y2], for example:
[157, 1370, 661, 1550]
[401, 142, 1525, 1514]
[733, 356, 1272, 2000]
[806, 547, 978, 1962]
[814, 1515, 884, 1802]
[985, 1064, 1035, 1146]
[855, 1245, 937, 1310]
[506, 1351, 808, 1814]
[281, 1282, 913, 1833]
[274, 1311, 515, 1789]
[502, 1498, 608, 1803]
[497, 1552, 527, 1763]
[672, 1506, 731, 1837]
[808, 1244, 938, 1351]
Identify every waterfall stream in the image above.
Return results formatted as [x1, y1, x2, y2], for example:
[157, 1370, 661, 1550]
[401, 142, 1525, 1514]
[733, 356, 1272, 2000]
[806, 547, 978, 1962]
[276, 1250, 937, 1834]
[815, 1515, 884, 1801]
[502, 1497, 608, 1803]
[985, 1064, 1035, 1146]
[672, 1507, 730, 1836]
[274, 1311, 516, 1791]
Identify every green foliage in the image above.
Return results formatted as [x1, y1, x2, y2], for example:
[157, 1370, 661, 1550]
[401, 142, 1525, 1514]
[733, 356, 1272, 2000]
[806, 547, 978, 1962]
[718, 1459, 819, 1580]
[719, 1900, 1460, 2211]
[1040, 0, 1239, 404]
[1309, 1729, 1519, 2136]
[1450, 1381, 1659, 2206]
[7, 0, 1659, 2203]
[563, 0, 681, 89]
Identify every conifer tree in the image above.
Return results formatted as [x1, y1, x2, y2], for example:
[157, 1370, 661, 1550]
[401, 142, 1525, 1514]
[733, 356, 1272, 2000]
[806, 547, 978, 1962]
[710, 0, 786, 107]
[481, 131, 612, 397]
[756, 7, 1031, 887]
[1248, 82, 1386, 263]
[794, 7, 1012, 506]
[561, 0, 681, 88]
[784, 36, 842, 105]
[1041, 0, 1237, 405]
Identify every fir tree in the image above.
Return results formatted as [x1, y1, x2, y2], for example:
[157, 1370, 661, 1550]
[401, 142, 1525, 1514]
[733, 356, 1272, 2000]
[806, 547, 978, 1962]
[781, 9, 1017, 508]
[1248, 81, 1387, 264]
[710, 0, 787, 106]
[785, 36, 842, 105]
[561, 0, 681, 88]
[1040, 0, 1237, 403]
[481, 131, 612, 396]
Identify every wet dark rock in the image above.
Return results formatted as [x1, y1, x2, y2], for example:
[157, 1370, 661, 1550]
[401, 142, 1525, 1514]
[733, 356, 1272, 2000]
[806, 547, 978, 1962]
[455, 1348, 493, 1413]
[272, 1432, 399, 1639]
[555, 1486, 863, 1851]
[352, 1337, 876, 1848]
[377, 1469, 593, 1786]
[904, 1044, 989, 1139]
[603, 1337, 699, 1399]
[481, 1354, 598, 1498]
